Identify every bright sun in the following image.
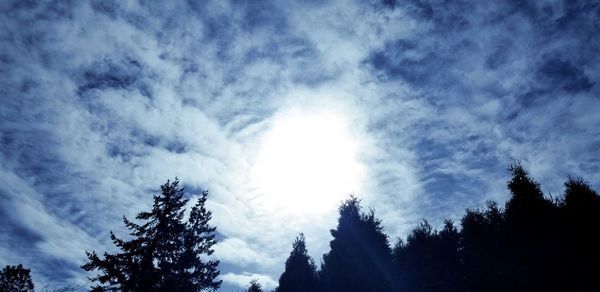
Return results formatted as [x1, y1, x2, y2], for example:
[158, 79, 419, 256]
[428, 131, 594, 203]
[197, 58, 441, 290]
[251, 109, 365, 216]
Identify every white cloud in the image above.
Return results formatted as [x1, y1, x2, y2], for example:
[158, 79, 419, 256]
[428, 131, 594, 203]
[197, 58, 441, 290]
[221, 272, 278, 291]
[1, 0, 599, 290]
[214, 238, 276, 268]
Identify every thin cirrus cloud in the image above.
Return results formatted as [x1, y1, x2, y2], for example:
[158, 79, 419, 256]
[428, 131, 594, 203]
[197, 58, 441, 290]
[0, 0, 599, 290]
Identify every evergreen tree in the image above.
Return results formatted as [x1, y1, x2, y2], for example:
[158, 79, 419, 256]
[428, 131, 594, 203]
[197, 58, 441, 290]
[433, 220, 463, 292]
[173, 191, 221, 291]
[393, 220, 437, 292]
[390, 238, 407, 291]
[393, 220, 462, 292]
[559, 177, 600, 291]
[82, 179, 221, 291]
[246, 279, 263, 292]
[503, 164, 556, 291]
[0, 264, 34, 292]
[460, 202, 507, 292]
[276, 233, 318, 292]
[505, 163, 552, 223]
[319, 196, 394, 292]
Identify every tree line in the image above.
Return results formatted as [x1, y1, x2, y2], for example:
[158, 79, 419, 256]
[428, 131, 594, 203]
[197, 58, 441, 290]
[272, 164, 600, 292]
[2, 164, 599, 291]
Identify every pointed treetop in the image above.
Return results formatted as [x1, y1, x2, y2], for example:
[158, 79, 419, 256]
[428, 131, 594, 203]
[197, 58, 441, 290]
[507, 163, 543, 199]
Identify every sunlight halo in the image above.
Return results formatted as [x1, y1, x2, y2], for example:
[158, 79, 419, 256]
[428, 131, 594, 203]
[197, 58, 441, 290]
[251, 109, 365, 216]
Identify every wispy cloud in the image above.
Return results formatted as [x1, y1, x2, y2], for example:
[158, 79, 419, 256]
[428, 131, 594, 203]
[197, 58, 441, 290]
[1, 0, 599, 290]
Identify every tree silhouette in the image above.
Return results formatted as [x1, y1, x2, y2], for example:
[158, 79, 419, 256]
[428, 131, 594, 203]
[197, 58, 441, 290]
[393, 220, 463, 292]
[503, 164, 556, 291]
[263, 163, 600, 291]
[246, 279, 263, 292]
[460, 202, 507, 292]
[178, 188, 221, 292]
[81, 179, 221, 291]
[271, 164, 600, 292]
[559, 177, 600, 291]
[319, 196, 394, 292]
[393, 220, 436, 292]
[435, 220, 463, 292]
[276, 233, 318, 292]
[0, 264, 34, 292]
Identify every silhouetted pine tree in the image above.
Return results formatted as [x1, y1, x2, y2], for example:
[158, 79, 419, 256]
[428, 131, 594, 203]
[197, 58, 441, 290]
[319, 196, 394, 292]
[82, 179, 221, 291]
[0, 264, 34, 292]
[390, 238, 408, 291]
[434, 220, 463, 292]
[174, 191, 221, 291]
[503, 164, 556, 291]
[392, 220, 463, 292]
[558, 177, 600, 291]
[246, 279, 263, 292]
[460, 201, 507, 292]
[276, 233, 318, 292]
[393, 220, 436, 292]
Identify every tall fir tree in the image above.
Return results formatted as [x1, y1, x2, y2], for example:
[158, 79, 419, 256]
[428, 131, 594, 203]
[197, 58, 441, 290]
[393, 220, 437, 292]
[394, 219, 463, 292]
[503, 164, 555, 291]
[174, 191, 221, 291]
[82, 179, 221, 291]
[559, 177, 600, 291]
[436, 220, 463, 292]
[460, 202, 507, 292]
[276, 233, 318, 292]
[319, 196, 394, 292]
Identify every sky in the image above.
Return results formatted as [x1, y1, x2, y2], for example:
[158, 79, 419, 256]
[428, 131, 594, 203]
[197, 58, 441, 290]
[1, 0, 599, 290]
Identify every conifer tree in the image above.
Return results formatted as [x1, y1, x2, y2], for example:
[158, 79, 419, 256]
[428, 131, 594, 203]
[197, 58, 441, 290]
[246, 279, 263, 292]
[276, 233, 318, 292]
[436, 220, 463, 292]
[503, 164, 555, 291]
[392, 219, 462, 292]
[319, 196, 394, 292]
[460, 202, 507, 292]
[82, 179, 221, 291]
[559, 177, 600, 291]
[174, 191, 221, 291]
[394, 220, 437, 292]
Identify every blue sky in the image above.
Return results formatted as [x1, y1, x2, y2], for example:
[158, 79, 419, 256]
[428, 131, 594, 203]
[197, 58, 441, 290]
[1, 0, 599, 290]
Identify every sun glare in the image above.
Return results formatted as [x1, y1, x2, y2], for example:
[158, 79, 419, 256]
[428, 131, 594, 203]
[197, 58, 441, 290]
[251, 110, 365, 216]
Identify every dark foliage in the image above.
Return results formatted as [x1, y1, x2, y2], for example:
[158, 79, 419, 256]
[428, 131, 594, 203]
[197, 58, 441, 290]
[558, 177, 600, 291]
[274, 163, 600, 292]
[503, 164, 557, 291]
[246, 279, 263, 292]
[319, 196, 395, 292]
[393, 219, 463, 292]
[276, 233, 318, 292]
[81, 179, 221, 291]
[460, 201, 508, 292]
[0, 264, 34, 292]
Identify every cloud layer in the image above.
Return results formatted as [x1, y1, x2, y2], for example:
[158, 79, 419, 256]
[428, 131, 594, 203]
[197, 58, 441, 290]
[1, 0, 599, 290]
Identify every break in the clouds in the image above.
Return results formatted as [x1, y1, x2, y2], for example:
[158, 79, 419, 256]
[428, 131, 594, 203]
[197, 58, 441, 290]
[1, 0, 599, 290]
